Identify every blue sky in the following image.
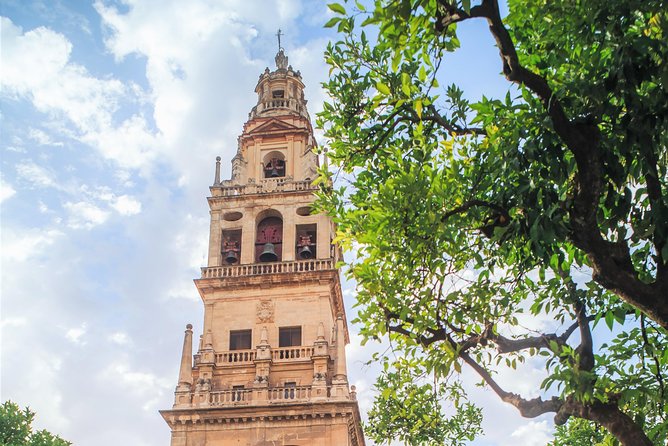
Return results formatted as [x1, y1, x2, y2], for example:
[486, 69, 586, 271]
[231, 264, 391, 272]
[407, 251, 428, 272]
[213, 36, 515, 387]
[2, 1, 554, 445]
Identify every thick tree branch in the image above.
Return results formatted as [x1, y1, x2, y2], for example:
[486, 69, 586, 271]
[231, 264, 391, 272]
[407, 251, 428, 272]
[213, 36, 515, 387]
[459, 351, 563, 417]
[433, 0, 668, 329]
[556, 398, 654, 446]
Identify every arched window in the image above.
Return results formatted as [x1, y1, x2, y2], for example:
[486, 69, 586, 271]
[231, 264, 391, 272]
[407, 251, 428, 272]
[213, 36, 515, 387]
[263, 152, 286, 178]
[255, 216, 283, 262]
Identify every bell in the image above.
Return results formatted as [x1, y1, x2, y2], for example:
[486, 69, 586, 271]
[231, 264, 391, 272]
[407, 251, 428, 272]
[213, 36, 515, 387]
[298, 244, 312, 259]
[270, 167, 279, 177]
[224, 250, 238, 264]
[259, 242, 278, 262]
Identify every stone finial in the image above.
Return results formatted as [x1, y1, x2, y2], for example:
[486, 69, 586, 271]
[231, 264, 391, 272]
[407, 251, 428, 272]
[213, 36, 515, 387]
[260, 326, 268, 344]
[317, 322, 325, 340]
[178, 324, 194, 388]
[213, 156, 221, 185]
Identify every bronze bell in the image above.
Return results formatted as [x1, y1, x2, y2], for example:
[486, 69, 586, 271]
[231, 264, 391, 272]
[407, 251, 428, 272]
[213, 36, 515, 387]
[224, 249, 238, 264]
[298, 244, 312, 259]
[270, 167, 279, 177]
[259, 242, 278, 262]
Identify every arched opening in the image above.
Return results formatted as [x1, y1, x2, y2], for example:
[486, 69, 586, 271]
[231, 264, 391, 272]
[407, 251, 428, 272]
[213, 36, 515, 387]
[296, 224, 316, 260]
[221, 229, 242, 264]
[263, 151, 286, 178]
[255, 216, 283, 262]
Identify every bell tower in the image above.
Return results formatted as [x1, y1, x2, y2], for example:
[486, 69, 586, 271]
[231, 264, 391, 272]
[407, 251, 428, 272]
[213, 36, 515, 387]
[160, 48, 365, 446]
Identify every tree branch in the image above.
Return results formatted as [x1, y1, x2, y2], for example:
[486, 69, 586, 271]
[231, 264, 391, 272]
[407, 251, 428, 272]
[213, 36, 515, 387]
[459, 351, 563, 417]
[432, 0, 668, 329]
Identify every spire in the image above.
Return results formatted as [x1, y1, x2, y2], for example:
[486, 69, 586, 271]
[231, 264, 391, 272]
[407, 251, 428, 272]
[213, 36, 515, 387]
[177, 324, 193, 388]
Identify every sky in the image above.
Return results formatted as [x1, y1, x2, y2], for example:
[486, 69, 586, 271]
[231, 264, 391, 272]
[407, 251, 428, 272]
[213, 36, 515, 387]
[2, 1, 554, 445]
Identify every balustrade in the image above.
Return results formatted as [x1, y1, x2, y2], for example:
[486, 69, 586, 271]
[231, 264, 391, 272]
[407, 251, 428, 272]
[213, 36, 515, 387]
[268, 385, 312, 401]
[215, 179, 316, 197]
[215, 349, 256, 365]
[209, 389, 252, 405]
[272, 346, 314, 361]
[201, 258, 335, 279]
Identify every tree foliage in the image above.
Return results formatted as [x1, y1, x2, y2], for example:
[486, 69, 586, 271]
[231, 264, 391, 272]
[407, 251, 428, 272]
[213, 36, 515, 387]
[0, 401, 71, 446]
[316, 0, 668, 445]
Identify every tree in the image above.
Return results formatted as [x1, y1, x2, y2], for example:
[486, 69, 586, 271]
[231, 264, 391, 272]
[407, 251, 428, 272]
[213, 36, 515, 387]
[0, 401, 71, 446]
[316, 1, 668, 445]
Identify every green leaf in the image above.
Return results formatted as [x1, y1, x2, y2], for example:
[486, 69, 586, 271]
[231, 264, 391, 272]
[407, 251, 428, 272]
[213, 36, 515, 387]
[324, 17, 341, 28]
[327, 2, 346, 15]
[376, 82, 391, 95]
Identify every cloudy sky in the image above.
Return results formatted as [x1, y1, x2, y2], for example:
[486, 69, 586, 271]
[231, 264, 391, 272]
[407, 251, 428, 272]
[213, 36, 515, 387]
[2, 1, 554, 445]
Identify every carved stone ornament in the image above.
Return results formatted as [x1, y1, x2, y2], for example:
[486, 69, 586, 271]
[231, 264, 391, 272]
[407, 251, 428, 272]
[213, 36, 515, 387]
[256, 300, 274, 323]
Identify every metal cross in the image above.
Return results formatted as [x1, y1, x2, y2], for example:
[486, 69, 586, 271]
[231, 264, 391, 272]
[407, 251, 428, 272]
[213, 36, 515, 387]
[276, 29, 283, 51]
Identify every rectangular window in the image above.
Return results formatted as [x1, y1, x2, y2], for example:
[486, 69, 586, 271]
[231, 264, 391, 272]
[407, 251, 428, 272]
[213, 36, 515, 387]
[229, 329, 252, 350]
[279, 326, 302, 347]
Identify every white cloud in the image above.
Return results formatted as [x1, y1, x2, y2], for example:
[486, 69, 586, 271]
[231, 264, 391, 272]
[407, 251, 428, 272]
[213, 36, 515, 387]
[1, 227, 64, 262]
[0, 18, 72, 95]
[108, 332, 132, 346]
[1, 317, 27, 328]
[100, 360, 172, 395]
[1, 17, 157, 170]
[0, 178, 16, 203]
[15, 161, 60, 189]
[507, 420, 553, 446]
[110, 194, 142, 215]
[64, 201, 110, 229]
[29, 128, 64, 146]
[65, 323, 87, 345]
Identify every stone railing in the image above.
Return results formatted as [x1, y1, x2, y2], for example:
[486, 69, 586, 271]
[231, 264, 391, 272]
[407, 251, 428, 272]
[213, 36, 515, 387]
[268, 385, 312, 402]
[249, 98, 305, 118]
[206, 385, 331, 407]
[213, 179, 316, 197]
[215, 349, 256, 365]
[201, 258, 335, 279]
[210, 389, 252, 405]
[271, 346, 314, 361]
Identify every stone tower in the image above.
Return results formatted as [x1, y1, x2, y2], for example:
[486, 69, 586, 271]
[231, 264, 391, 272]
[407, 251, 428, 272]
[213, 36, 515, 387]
[160, 48, 365, 446]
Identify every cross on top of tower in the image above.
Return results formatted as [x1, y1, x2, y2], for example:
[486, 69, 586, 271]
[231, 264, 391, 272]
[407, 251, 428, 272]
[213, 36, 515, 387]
[274, 29, 288, 70]
[276, 28, 283, 51]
